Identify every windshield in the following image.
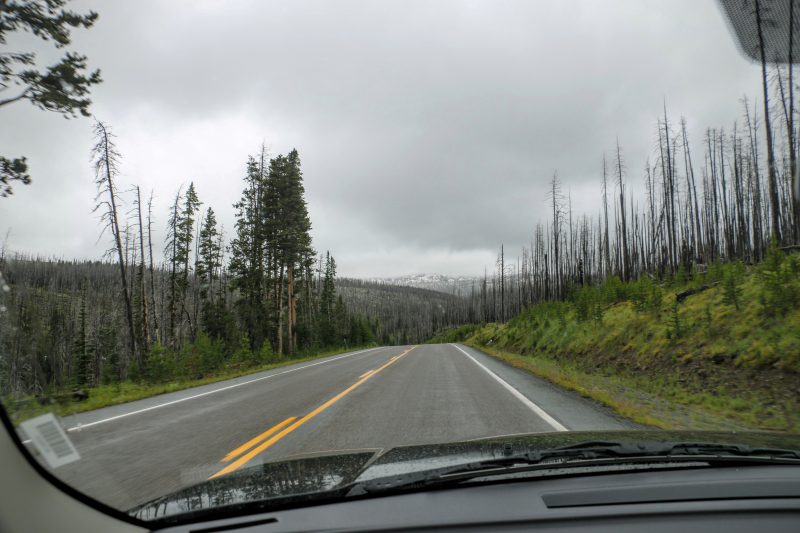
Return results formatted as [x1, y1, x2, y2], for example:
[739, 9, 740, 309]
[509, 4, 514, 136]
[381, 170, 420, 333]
[1, 0, 799, 525]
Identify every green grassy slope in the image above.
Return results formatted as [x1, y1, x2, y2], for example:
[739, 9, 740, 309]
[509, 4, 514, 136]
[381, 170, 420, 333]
[431, 250, 800, 432]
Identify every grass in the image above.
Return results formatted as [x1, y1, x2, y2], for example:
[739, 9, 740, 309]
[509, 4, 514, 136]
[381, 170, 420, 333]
[7, 345, 373, 426]
[430, 253, 800, 432]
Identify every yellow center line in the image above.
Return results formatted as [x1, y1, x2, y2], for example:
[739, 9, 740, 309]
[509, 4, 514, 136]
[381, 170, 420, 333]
[221, 417, 297, 463]
[358, 369, 375, 379]
[209, 346, 417, 479]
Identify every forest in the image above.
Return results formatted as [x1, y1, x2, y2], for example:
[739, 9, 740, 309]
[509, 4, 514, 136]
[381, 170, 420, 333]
[1, 0, 799, 418]
[0, 129, 387, 399]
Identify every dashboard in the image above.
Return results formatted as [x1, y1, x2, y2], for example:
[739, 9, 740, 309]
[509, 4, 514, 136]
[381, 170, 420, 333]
[155, 465, 800, 532]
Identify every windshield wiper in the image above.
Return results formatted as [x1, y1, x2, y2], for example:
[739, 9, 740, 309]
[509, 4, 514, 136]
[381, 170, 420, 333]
[346, 440, 800, 496]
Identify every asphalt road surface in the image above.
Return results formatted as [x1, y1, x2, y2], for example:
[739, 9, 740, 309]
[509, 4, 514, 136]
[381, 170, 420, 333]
[21, 343, 638, 510]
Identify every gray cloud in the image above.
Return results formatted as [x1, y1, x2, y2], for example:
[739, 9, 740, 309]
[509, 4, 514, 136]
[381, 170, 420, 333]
[0, 0, 763, 277]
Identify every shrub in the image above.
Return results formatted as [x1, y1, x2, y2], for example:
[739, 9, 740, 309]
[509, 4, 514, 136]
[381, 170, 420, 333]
[195, 332, 224, 375]
[571, 285, 603, 323]
[758, 246, 800, 316]
[144, 343, 176, 383]
[722, 264, 744, 310]
[629, 276, 663, 316]
[230, 334, 253, 366]
[600, 276, 626, 304]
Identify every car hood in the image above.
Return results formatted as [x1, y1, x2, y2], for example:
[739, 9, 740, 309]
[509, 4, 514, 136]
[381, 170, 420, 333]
[130, 430, 800, 520]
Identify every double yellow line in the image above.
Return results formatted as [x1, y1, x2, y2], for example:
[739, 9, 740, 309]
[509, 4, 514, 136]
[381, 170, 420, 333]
[209, 346, 417, 479]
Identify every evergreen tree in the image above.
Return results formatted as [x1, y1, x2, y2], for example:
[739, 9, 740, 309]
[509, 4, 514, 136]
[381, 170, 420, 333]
[229, 156, 267, 349]
[196, 207, 231, 342]
[272, 150, 314, 354]
[165, 182, 201, 343]
[177, 182, 201, 296]
[319, 252, 337, 346]
[196, 207, 221, 300]
[0, 0, 101, 196]
[164, 187, 182, 345]
[72, 287, 92, 387]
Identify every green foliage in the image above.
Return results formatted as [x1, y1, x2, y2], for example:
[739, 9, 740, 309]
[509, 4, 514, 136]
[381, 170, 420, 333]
[177, 182, 201, 292]
[600, 275, 627, 303]
[666, 298, 681, 341]
[257, 341, 275, 364]
[571, 285, 603, 323]
[435, 257, 800, 431]
[706, 260, 726, 284]
[628, 276, 663, 316]
[1, 0, 101, 196]
[428, 323, 482, 344]
[674, 263, 689, 286]
[758, 246, 800, 316]
[196, 207, 221, 300]
[230, 334, 253, 366]
[0, 156, 30, 197]
[319, 252, 339, 346]
[194, 332, 223, 375]
[349, 314, 376, 346]
[144, 343, 174, 383]
[722, 262, 744, 310]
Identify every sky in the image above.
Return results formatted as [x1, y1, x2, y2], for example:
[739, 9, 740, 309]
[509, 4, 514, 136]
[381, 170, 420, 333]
[0, 0, 764, 278]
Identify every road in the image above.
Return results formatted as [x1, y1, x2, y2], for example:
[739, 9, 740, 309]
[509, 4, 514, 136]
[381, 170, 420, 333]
[25, 343, 637, 510]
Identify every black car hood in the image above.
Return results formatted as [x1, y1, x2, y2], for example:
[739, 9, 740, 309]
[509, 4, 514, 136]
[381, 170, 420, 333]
[130, 430, 800, 521]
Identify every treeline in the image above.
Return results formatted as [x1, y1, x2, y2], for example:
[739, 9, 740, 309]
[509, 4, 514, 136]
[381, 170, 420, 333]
[0, 126, 377, 397]
[337, 278, 472, 344]
[469, 73, 800, 322]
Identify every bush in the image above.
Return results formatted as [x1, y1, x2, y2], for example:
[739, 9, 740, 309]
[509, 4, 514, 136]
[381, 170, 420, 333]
[256, 341, 275, 365]
[600, 276, 627, 304]
[758, 246, 800, 316]
[571, 285, 603, 323]
[230, 334, 253, 366]
[195, 332, 224, 375]
[629, 276, 663, 316]
[144, 343, 176, 383]
[722, 262, 745, 310]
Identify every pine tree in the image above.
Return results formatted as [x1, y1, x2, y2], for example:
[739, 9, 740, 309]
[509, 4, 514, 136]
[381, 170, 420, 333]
[196, 208, 221, 300]
[72, 287, 92, 387]
[164, 187, 182, 346]
[319, 252, 337, 346]
[164, 182, 201, 343]
[177, 183, 201, 296]
[229, 156, 267, 349]
[0, 0, 101, 196]
[275, 150, 314, 354]
[196, 207, 229, 341]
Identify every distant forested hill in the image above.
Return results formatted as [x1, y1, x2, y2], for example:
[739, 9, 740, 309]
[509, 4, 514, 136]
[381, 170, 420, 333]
[0, 254, 475, 396]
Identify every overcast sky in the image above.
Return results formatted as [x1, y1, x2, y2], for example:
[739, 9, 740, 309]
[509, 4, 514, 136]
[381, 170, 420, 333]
[0, 0, 762, 277]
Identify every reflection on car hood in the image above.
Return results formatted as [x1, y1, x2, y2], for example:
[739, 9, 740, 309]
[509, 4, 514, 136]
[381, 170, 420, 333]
[130, 430, 800, 520]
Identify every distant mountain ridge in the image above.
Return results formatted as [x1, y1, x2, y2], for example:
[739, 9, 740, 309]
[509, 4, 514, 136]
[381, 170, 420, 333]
[364, 273, 479, 295]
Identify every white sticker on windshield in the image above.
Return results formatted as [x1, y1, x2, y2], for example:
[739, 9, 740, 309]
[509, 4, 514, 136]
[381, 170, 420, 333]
[20, 413, 81, 468]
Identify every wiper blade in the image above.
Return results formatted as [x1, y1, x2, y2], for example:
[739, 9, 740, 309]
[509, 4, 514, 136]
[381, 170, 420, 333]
[517, 440, 800, 463]
[347, 440, 800, 496]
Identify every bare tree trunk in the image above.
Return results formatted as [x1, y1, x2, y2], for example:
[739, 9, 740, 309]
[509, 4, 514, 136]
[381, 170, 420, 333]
[146, 190, 159, 344]
[276, 261, 285, 355]
[287, 264, 295, 355]
[168, 190, 181, 346]
[602, 155, 612, 276]
[616, 140, 630, 280]
[135, 186, 150, 352]
[755, 0, 783, 242]
[94, 121, 137, 368]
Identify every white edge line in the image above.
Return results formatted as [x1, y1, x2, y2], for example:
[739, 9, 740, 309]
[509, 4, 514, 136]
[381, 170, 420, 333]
[450, 343, 568, 432]
[19, 346, 385, 441]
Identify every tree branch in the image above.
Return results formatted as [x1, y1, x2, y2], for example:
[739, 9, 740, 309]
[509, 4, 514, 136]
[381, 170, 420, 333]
[0, 88, 29, 107]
